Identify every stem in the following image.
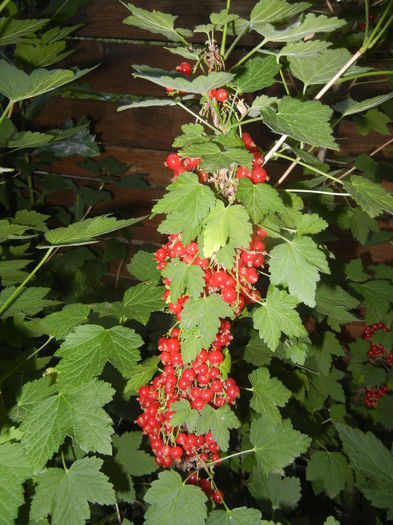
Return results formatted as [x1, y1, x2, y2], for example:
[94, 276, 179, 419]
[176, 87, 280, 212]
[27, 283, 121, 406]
[206, 448, 256, 468]
[0, 102, 11, 126]
[232, 39, 268, 70]
[0, 247, 54, 317]
[337, 70, 393, 83]
[220, 0, 231, 57]
[285, 188, 350, 196]
[0, 0, 10, 13]
[228, 116, 264, 131]
[279, 69, 290, 96]
[363, 0, 370, 46]
[0, 336, 53, 384]
[177, 102, 218, 132]
[362, 0, 393, 50]
[264, 50, 363, 166]
[224, 25, 249, 60]
[61, 449, 68, 472]
[367, 13, 393, 49]
[273, 152, 344, 185]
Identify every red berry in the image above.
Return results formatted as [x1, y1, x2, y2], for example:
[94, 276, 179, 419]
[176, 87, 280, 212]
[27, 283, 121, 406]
[166, 153, 181, 170]
[221, 286, 237, 303]
[236, 166, 250, 179]
[215, 88, 229, 102]
[176, 62, 192, 76]
[250, 167, 267, 184]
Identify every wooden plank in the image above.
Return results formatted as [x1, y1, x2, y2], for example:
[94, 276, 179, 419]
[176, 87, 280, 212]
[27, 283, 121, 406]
[34, 96, 393, 158]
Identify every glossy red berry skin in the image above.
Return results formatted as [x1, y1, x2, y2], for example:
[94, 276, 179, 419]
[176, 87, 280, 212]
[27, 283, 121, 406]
[215, 88, 229, 102]
[176, 62, 192, 76]
[250, 167, 268, 184]
[166, 153, 181, 170]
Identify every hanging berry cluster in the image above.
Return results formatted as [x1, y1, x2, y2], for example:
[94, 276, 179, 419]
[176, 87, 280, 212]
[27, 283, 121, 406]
[136, 122, 268, 501]
[362, 322, 392, 407]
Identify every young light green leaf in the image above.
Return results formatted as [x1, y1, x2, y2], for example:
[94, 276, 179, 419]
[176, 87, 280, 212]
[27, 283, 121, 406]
[162, 259, 205, 302]
[249, 367, 290, 422]
[261, 97, 338, 150]
[236, 178, 284, 222]
[253, 286, 306, 351]
[289, 49, 351, 91]
[233, 56, 280, 93]
[202, 201, 252, 258]
[20, 379, 114, 470]
[250, 0, 310, 26]
[250, 417, 311, 474]
[196, 404, 240, 451]
[0, 443, 33, 525]
[0, 60, 93, 103]
[30, 456, 115, 525]
[255, 13, 346, 42]
[306, 451, 350, 499]
[123, 282, 165, 324]
[55, 324, 143, 388]
[153, 172, 216, 228]
[207, 507, 262, 525]
[127, 250, 160, 282]
[269, 236, 329, 307]
[124, 356, 160, 397]
[45, 215, 143, 247]
[122, 3, 192, 42]
[170, 399, 200, 432]
[337, 424, 393, 517]
[113, 432, 156, 476]
[180, 294, 233, 348]
[343, 175, 393, 218]
[334, 92, 393, 117]
[249, 468, 301, 511]
[133, 65, 233, 95]
[144, 470, 207, 525]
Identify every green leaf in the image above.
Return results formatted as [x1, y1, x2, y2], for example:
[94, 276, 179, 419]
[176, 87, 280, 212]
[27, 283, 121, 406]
[133, 66, 233, 95]
[0, 17, 48, 46]
[0, 286, 60, 318]
[207, 507, 262, 525]
[37, 303, 91, 339]
[236, 178, 283, 223]
[254, 13, 346, 42]
[153, 172, 216, 237]
[343, 175, 393, 218]
[144, 470, 207, 525]
[180, 327, 204, 363]
[15, 40, 71, 69]
[113, 432, 156, 476]
[249, 367, 290, 422]
[233, 56, 280, 93]
[249, 0, 310, 25]
[202, 201, 252, 258]
[180, 294, 232, 348]
[253, 286, 306, 351]
[250, 417, 311, 474]
[0, 60, 92, 103]
[289, 49, 351, 91]
[304, 368, 345, 412]
[306, 451, 350, 498]
[337, 424, 393, 517]
[261, 97, 338, 150]
[295, 213, 328, 235]
[170, 399, 200, 432]
[196, 404, 240, 452]
[375, 395, 393, 431]
[199, 145, 254, 172]
[123, 282, 165, 324]
[173, 123, 207, 148]
[124, 356, 159, 397]
[9, 376, 56, 424]
[307, 331, 343, 376]
[20, 379, 114, 470]
[55, 324, 143, 388]
[30, 456, 115, 525]
[0, 259, 31, 286]
[269, 236, 329, 307]
[249, 468, 301, 511]
[127, 250, 160, 281]
[350, 280, 393, 323]
[162, 259, 205, 302]
[12, 209, 49, 231]
[354, 109, 391, 136]
[0, 443, 33, 525]
[122, 3, 192, 42]
[315, 284, 358, 330]
[334, 92, 393, 117]
[324, 518, 340, 525]
[278, 40, 331, 58]
[119, 97, 181, 111]
[45, 215, 143, 247]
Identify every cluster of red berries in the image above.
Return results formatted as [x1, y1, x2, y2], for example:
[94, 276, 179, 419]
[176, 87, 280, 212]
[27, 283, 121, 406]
[364, 384, 389, 408]
[361, 322, 392, 407]
[236, 132, 269, 184]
